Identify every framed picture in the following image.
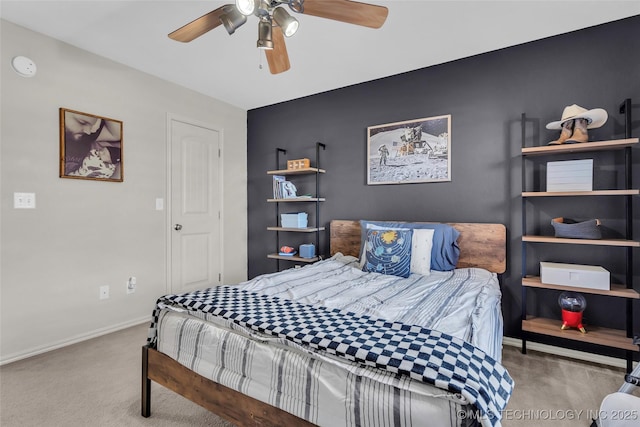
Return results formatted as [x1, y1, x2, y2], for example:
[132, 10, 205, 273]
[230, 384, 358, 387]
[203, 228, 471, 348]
[367, 114, 451, 185]
[59, 108, 123, 182]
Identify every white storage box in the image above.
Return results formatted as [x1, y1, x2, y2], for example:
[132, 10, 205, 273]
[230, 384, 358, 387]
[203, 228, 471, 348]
[540, 262, 610, 290]
[281, 212, 308, 228]
[547, 159, 593, 192]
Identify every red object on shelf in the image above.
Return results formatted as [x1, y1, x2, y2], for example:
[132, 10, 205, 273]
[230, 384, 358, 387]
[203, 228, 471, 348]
[561, 309, 586, 333]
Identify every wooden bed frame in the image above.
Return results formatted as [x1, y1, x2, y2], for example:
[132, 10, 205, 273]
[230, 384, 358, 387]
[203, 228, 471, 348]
[142, 220, 506, 425]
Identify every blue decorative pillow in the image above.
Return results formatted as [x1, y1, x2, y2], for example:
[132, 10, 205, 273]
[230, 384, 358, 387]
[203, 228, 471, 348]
[360, 220, 460, 271]
[362, 228, 413, 278]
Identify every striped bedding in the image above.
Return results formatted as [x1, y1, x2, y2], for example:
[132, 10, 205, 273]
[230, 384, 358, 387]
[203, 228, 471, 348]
[151, 254, 508, 427]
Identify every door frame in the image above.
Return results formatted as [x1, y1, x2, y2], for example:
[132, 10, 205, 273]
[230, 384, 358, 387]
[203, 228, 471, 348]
[165, 113, 225, 294]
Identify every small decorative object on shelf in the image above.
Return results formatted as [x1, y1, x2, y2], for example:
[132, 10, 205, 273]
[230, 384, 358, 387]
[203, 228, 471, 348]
[299, 243, 315, 259]
[558, 292, 587, 333]
[551, 217, 601, 239]
[281, 181, 297, 198]
[272, 175, 298, 199]
[546, 104, 608, 145]
[279, 246, 297, 256]
[287, 158, 310, 170]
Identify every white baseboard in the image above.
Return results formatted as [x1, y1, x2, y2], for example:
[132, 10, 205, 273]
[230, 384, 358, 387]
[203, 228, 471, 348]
[0, 316, 150, 366]
[503, 336, 632, 369]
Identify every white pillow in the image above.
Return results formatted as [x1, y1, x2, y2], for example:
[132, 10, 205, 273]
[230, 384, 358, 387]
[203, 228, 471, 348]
[410, 228, 434, 276]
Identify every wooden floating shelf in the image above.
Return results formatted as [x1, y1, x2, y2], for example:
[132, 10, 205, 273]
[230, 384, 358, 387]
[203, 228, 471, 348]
[267, 227, 325, 232]
[267, 197, 325, 202]
[522, 316, 637, 351]
[522, 138, 638, 156]
[523, 189, 639, 197]
[267, 167, 325, 175]
[522, 276, 640, 299]
[267, 253, 318, 263]
[522, 235, 640, 247]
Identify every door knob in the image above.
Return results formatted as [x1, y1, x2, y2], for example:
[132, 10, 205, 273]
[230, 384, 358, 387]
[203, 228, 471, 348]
[174, 224, 182, 231]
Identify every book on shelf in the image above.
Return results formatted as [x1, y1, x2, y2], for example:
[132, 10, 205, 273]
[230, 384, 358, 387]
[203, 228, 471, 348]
[272, 175, 285, 199]
[272, 175, 298, 199]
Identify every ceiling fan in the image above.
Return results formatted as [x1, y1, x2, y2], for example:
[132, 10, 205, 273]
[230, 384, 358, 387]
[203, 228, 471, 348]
[168, 0, 388, 74]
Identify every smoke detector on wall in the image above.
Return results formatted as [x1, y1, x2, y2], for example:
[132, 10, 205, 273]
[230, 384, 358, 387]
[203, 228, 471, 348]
[11, 56, 37, 77]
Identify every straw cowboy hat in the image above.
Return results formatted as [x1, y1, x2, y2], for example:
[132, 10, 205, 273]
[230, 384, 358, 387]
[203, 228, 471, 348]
[546, 104, 608, 130]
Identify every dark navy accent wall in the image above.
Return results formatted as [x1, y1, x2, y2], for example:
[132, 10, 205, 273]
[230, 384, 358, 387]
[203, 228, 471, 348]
[246, 16, 640, 346]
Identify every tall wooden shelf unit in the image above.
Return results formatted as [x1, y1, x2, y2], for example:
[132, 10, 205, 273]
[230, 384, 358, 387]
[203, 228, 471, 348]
[520, 99, 639, 371]
[267, 143, 326, 270]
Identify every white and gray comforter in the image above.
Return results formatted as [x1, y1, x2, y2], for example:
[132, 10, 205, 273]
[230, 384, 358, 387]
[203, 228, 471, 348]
[149, 254, 511, 427]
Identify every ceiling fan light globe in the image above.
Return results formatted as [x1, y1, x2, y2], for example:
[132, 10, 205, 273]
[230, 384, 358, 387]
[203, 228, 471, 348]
[283, 21, 298, 37]
[220, 6, 247, 34]
[235, 0, 256, 16]
[273, 7, 299, 37]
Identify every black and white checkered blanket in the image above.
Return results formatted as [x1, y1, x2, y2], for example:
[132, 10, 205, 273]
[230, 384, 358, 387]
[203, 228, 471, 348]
[149, 286, 513, 426]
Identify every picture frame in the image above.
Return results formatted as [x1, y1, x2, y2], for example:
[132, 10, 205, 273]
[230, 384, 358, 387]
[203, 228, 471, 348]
[367, 114, 451, 185]
[59, 108, 123, 182]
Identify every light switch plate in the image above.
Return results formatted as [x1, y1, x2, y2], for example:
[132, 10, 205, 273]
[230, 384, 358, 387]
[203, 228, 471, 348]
[14, 192, 36, 209]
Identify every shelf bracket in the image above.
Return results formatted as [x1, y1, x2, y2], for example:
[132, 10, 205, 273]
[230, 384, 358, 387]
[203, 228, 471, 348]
[315, 142, 326, 258]
[620, 99, 634, 364]
[619, 98, 632, 139]
[274, 148, 287, 271]
[276, 147, 287, 170]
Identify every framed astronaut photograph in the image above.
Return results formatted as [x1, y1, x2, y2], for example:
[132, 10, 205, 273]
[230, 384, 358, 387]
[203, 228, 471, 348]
[367, 115, 451, 185]
[59, 108, 123, 182]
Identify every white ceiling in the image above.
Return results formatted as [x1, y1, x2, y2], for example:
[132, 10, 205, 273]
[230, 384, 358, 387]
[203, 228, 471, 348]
[2, 1, 639, 110]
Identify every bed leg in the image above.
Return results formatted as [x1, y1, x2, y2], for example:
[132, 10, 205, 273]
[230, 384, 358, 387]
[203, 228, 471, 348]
[141, 345, 151, 417]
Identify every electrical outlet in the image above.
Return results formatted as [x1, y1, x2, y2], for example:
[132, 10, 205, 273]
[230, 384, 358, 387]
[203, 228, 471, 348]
[126, 276, 136, 294]
[14, 192, 36, 209]
[99, 285, 110, 300]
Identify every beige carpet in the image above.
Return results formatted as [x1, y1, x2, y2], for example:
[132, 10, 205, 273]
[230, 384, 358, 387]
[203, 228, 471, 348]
[0, 323, 233, 427]
[501, 345, 639, 426]
[1, 323, 637, 426]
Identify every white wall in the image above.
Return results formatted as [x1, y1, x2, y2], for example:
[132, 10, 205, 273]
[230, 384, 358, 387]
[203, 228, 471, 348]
[0, 20, 248, 363]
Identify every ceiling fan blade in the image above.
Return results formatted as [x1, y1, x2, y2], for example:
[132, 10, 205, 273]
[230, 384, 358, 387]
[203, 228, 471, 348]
[265, 26, 291, 74]
[301, 0, 388, 29]
[168, 5, 229, 42]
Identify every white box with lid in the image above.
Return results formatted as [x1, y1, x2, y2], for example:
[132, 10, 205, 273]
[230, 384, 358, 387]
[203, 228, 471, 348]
[540, 262, 610, 290]
[547, 159, 593, 192]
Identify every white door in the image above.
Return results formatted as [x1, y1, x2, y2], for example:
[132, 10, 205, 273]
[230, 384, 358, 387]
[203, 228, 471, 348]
[169, 117, 221, 294]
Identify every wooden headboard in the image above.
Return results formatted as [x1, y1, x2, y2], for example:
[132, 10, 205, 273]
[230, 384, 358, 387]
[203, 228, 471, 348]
[330, 220, 506, 274]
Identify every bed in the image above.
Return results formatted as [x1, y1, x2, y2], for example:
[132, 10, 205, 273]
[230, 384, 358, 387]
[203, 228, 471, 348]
[142, 220, 512, 427]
